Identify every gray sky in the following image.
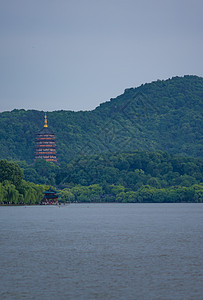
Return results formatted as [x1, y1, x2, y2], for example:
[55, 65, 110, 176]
[0, 0, 203, 112]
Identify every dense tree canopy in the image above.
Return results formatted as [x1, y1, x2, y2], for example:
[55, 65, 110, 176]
[0, 160, 48, 205]
[54, 151, 202, 188]
[15, 150, 203, 203]
[1, 150, 202, 204]
[0, 159, 23, 188]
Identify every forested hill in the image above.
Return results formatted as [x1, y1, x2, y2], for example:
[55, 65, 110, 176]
[0, 75, 202, 163]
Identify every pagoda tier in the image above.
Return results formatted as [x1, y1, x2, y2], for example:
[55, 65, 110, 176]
[34, 113, 57, 162]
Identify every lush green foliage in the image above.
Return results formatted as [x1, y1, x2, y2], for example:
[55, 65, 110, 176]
[0, 160, 48, 205]
[58, 184, 203, 203]
[1, 148, 202, 204]
[17, 150, 203, 203]
[17, 159, 60, 186]
[0, 159, 23, 188]
[56, 150, 203, 188]
[0, 76, 202, 163]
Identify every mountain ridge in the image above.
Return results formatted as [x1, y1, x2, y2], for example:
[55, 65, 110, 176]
[0, 75, 202, 163]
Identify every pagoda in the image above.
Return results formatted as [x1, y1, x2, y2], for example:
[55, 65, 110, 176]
[35, 113, 57, 162]
[41, 188, 59, 205]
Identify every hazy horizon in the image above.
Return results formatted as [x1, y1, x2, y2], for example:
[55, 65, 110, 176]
[1, 0, 203, 112]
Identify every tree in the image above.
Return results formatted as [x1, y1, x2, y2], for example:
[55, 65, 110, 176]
[0, 183, 5, 204]
[58, 188, 75, 202]
[88, 184, 103, 202]
[2, 181, 19, 204]
[125, 191, 139, 203]
[0, 159, 23, 188]
[116, 192, 126, 202]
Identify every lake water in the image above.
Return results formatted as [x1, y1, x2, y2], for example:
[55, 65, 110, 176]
[0, 203, 203, 300]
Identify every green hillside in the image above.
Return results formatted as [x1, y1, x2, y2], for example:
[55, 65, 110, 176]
[0, 75, 202, 163]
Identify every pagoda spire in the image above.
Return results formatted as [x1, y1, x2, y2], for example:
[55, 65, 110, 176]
[44, 113, 48, 128]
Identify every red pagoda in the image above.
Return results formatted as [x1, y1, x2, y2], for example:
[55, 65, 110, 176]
[35, 113, 57, 162]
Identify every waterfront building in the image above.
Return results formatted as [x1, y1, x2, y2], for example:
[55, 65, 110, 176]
[41, 188, 59, 205]
[35, 113, 57, 162]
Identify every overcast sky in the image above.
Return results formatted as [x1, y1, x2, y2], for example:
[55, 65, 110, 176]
[0, 0, 203, 112]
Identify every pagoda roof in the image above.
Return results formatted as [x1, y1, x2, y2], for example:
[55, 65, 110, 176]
[43, 188, 58, 194]
[37, 126, 54, 135]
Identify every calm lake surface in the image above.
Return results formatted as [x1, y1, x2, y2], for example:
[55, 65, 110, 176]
[0, 203, 203, 300]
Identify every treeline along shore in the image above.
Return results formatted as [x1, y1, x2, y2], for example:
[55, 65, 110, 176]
[1, 150, 202, 204]
[0, 160, 48, 205]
